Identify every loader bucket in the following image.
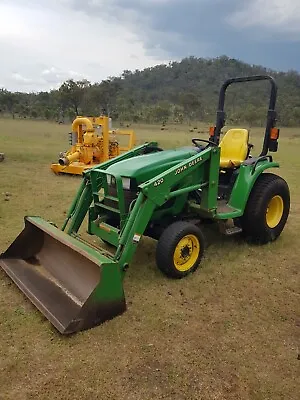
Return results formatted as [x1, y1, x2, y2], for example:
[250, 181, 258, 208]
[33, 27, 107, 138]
[0, 217, 126, 334]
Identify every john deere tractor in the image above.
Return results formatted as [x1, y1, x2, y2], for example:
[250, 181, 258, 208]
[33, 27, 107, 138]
[0, 75, 290, 334]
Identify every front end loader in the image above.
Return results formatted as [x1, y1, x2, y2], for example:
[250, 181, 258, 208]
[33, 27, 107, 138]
[0, 75, 290, 334]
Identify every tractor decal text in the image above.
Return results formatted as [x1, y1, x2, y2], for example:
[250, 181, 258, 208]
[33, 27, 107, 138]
[175, 157, 203, 175]
[153, 178, 164, 187]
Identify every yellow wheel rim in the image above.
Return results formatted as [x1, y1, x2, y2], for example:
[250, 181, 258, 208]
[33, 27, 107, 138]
[266, 195, 284, 228]
[173, 234, 200, 272]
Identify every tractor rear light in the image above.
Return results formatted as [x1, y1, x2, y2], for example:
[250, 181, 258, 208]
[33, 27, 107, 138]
[209, 126, 216, 137]
[270, 128, 280, 140]
[269, 128, 280, 152]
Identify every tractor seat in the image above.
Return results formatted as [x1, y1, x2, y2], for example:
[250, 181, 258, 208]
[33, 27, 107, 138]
[219, 128, 249, 168]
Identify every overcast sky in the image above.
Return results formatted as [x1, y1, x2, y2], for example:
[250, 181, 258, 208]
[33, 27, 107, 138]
[1, 0, 299, 92]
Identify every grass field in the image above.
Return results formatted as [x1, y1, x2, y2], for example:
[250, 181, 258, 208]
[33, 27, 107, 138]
[0, 118, 299, 400]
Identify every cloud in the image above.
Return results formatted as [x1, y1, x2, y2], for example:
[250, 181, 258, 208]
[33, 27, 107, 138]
[66, 0, 300, 65]
[11, 73, 35, 85]
[0, 0, 299, 92]
[66, 0, 217, 57]
[7, 67, 88, 92]
[41, 67, 86, 84]
[227, 0, 300, 35]
[0, 1, 170, 91]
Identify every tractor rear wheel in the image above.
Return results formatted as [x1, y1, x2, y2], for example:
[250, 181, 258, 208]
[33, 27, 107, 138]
[156, 221, 205, 279]
[241, 173, 290, 244]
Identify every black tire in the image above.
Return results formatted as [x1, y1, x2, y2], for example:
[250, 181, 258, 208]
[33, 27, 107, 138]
[241, 173, 290, 244]
[156, 221, 205, 279]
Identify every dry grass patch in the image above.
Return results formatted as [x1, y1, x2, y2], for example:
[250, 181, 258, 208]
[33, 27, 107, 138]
[0, 119, 299, 400]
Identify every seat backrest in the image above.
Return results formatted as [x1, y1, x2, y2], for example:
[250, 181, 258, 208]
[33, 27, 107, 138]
[219, 128, 249, 167]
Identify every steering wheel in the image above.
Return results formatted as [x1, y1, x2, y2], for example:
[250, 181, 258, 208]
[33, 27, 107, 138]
[192, 138, 218, 149]
[142, 145, 164, 154]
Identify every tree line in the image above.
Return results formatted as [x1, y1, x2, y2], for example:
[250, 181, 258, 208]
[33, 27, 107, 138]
[1, 56, 300, 126]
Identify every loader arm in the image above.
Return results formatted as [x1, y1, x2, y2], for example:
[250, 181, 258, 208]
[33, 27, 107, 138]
[113, 145, 220, 269]
[139, 146, 220, 210]
[62, 142, 158, 234]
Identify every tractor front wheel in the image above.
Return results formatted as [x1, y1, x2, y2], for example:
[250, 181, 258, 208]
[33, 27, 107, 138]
[156, 221, 205, 279]
[241, 173, 290, 244]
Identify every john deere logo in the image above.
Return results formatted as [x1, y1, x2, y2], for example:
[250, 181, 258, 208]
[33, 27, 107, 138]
[175, 157, 202, 175]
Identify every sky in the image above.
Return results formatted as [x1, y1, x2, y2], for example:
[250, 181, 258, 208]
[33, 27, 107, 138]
[0, 0, 299, 92]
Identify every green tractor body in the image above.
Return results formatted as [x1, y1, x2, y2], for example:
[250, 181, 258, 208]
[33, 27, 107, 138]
[106, 147, 199, 183]
[0, 75, 290, 334]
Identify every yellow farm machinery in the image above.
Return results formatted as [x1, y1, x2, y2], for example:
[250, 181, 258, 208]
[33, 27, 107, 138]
[50, 116, 136, 175]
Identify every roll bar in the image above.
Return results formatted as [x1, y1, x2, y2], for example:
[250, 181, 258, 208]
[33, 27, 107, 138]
[212, 75, 278, 156]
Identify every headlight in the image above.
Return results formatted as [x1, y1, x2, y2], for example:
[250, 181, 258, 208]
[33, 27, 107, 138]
[106, 175, 112, 185]
[122, 177, 131, 190]
[107, 174, 131, 190]
[106, 174, 116, 186]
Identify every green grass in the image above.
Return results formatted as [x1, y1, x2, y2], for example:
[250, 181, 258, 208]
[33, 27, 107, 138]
[0, 118, 299, 400]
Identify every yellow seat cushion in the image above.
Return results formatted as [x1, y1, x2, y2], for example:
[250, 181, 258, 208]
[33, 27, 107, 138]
[219, 128, 249, 168]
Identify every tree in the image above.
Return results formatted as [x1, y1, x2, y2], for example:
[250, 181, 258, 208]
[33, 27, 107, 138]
[44, 109, 51, 120]
[178, 92, 202, 122]
[90, 78, 122, 116]
[31, 109, 38, 119]
[151, 101, 171, 123]
[0, 89, 18, 118]
[58, 79, 91, 115]
[0, 56, 300, 126]
[173, 105, 184, 123]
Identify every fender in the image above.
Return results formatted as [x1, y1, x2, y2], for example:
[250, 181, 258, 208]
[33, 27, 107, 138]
[227, 160, 279, 215]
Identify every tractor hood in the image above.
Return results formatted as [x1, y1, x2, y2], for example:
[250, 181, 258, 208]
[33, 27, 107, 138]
[106, 147, 198, 184]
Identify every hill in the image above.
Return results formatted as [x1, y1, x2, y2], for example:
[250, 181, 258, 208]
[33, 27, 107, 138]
[1, 55, 300, 126]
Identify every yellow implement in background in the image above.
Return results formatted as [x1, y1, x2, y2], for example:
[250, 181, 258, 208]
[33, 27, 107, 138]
[51, 116, 136, 175]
